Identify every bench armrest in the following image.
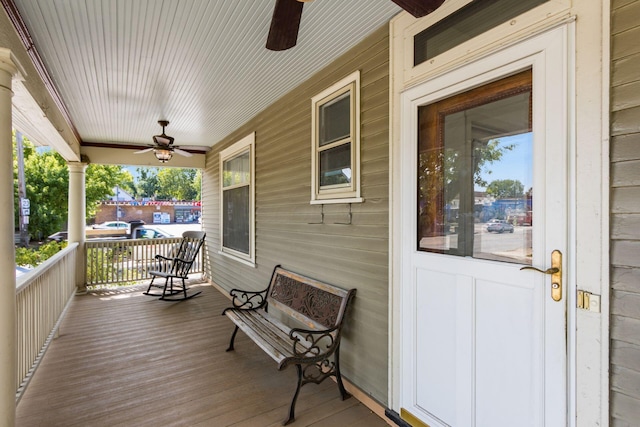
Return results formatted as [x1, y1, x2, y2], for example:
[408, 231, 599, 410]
[226, 288, 269, 310]
[288, 326, 339, 358]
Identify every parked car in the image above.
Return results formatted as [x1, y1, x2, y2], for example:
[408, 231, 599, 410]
[133, 226, 171, 239]
[486, 220, 514, 233]
[48, 231, 68, 242]
[92, 221, 129, 230]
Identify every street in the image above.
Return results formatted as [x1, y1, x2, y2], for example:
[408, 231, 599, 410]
[419, 224, 533, 264]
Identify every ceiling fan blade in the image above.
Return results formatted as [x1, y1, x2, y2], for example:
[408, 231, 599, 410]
[134, 147, 154, 154]
[391, 0, 446, 18]
[266, 0, 304, 51]
[174, 148, 193, 157]
[175, 145, 211, 152]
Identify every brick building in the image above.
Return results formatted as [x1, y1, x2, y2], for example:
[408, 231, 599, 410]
[94, 201, 201, 225]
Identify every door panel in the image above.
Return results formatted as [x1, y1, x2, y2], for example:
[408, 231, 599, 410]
[400, 26, 568, 427]
[415, 268, 459, 425]
[475, 277, 539, 426]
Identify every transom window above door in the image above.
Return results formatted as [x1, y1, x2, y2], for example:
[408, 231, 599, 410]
[311, 71, 362, 204]
[413, 0, 548, 66]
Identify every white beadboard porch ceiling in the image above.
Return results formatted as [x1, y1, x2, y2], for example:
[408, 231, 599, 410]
[11, 0, 402, 150]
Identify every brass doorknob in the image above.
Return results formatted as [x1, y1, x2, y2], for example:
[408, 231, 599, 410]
[519, 250, 562, 301]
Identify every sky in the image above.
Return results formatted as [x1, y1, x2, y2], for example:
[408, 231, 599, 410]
[477, 132, 533, 192]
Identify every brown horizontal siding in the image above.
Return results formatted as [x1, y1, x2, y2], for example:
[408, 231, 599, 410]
[611, 106, 640, 136]
[611, 214, 640, 240]
[612, 0, 640, 35]
[612, 133, 640, 162]
[610, 1, 640, 425]
[614, 0, 637, 9]
[611, 24, 640, 61]
[611, 80, 640, 111]
[612, 266, 640, 293]
[202, 25, 391, 404]
[611, 365, 640, 400]
[612, 160, 640, 187]
[611, 52, 640, 87]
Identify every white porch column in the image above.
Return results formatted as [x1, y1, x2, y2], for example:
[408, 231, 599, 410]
[0, 49, 22, 427]
[68, 162, 87, 293]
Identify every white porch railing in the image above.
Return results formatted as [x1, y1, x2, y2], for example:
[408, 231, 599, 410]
[15, 242, 78, 399]
[85, 237, 203, 286]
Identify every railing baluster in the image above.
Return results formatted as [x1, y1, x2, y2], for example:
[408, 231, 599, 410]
[85, 236, 203, 287]
[16, 243, 78, 399]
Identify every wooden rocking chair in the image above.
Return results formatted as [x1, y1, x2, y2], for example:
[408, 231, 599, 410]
[143, 231, 206, 301]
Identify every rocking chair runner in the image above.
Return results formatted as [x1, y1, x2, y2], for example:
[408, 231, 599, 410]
[143, 231, 206, 301]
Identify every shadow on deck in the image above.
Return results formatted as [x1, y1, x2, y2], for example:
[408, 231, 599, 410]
[16, 280, 388, 427]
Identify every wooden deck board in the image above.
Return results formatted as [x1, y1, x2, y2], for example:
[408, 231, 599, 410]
[16, 282, 389, 427]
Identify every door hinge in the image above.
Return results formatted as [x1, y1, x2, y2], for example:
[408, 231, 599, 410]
[577, 290, 601, 312]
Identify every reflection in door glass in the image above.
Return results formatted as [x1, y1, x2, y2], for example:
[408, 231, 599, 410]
[417, 70, 533, 264]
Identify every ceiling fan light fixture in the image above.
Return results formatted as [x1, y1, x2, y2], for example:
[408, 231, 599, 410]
[154, 147, 173, 163]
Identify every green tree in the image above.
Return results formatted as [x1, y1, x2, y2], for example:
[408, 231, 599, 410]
[418, 138, 515, 205]
[118, 170, 137, 198]
[157, 168, 198, 200]
[15, 138, 127, 239]
[136, 167, 159, 199]
[486, 179, 525, 199]
[23, 150, 69, 240]
[193, 169, 202, 201]
[85, 164, 127, 218]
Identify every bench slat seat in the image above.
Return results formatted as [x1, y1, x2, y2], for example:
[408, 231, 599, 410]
[225, 308, 310, 365]
[222, 265, 356, 425]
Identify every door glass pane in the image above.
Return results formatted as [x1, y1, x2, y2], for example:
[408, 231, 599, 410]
[417, 70, 533, 264]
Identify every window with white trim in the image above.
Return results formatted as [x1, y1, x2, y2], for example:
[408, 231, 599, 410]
[219, 132, 255, 265]
[311, 71, 362, 203]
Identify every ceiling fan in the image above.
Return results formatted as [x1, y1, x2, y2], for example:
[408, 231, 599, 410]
[135, 120, 205, 163]
[266, 0, 446, 51]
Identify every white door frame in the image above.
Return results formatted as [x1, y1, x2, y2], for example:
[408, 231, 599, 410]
[389, 3, 610, 424]
[400, 25, 571, 427]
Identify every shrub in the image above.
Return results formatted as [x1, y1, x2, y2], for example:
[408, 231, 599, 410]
[15, 241, 67, 267]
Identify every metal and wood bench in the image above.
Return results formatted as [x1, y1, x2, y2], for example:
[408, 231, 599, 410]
[222, 265, 356, 425]
[143, 231, 205, 301]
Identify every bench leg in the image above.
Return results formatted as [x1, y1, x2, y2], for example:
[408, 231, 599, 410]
[226, 325, 239, 352]
[283, 364, 303, 426]
[334, 348, 351, 401]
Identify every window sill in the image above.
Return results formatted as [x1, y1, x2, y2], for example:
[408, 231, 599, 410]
[218, 250, 256, 268]
[310, 197, 363, 205]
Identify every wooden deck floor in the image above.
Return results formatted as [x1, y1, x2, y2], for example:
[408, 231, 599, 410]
[16, 281, 389, 427]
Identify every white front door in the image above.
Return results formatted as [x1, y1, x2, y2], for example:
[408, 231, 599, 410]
[399, 26, 569, 427]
